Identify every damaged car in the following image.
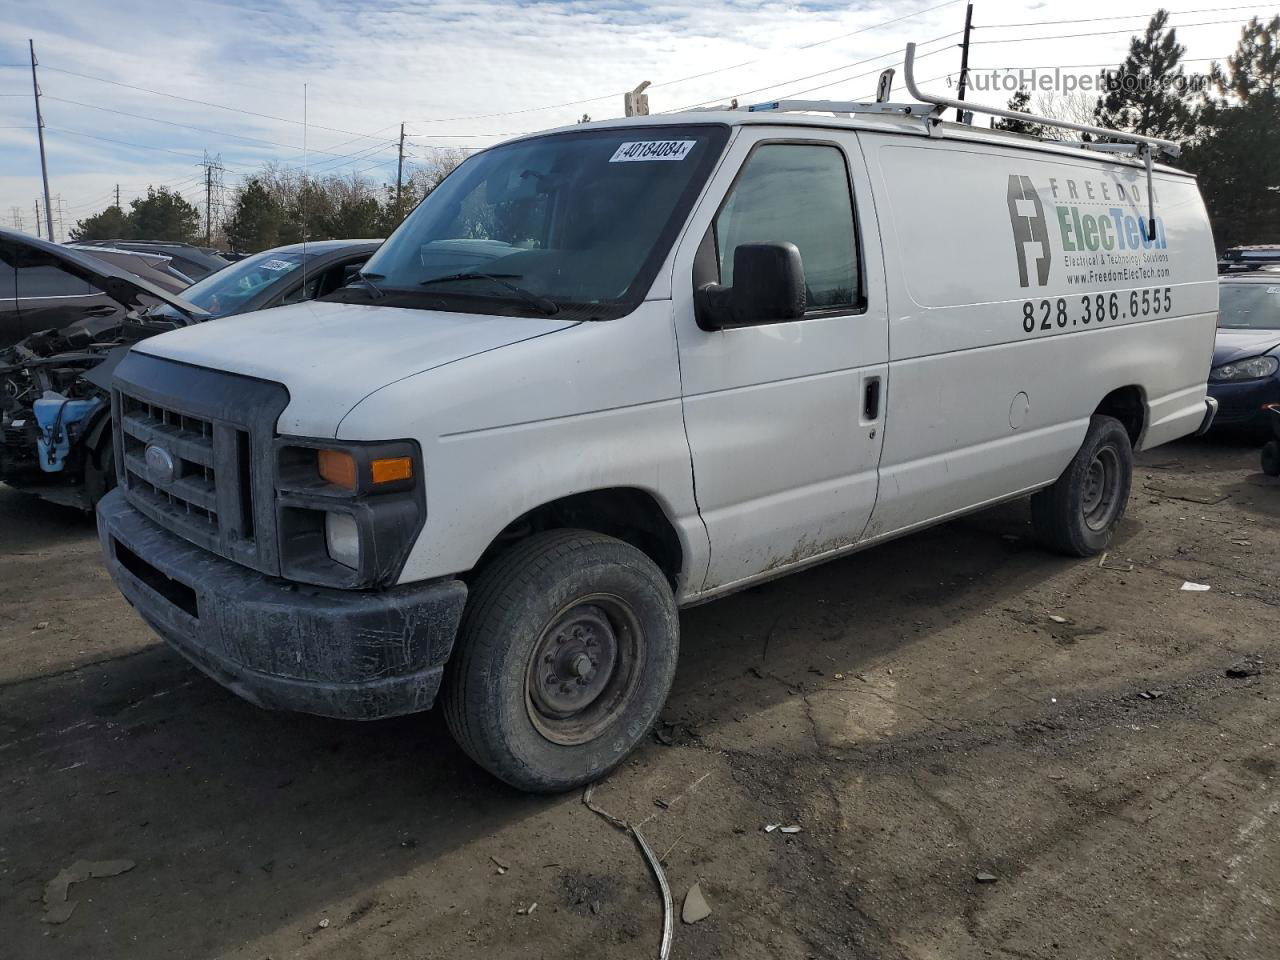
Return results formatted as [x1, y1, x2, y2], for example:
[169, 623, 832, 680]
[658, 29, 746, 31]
[1, 230, 379, 509]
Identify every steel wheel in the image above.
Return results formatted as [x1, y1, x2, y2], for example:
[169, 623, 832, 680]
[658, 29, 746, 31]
[525, 595, 644, 746]
[1081, 444, 1123, 532]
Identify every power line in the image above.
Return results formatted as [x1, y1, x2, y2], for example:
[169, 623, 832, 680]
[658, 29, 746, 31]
[637, 0, 963, 92]
[43, 125, 252, 165]
[978, 4, 1274, 30]
[741, 19, 1248, 103]
[405, 0, 960, 123]
[666, 31, 959, 112]
[36, 64, 394, 145]
[42, 95, 343, 156]
[968, 17, 1260, 45]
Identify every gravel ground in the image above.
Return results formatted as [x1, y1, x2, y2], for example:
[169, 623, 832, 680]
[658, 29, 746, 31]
[1, 437, 1276, 960]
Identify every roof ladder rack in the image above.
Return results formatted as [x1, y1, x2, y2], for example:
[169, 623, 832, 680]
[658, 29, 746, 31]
[902, 42, 1177, 236]
[746, 99, 940, 118]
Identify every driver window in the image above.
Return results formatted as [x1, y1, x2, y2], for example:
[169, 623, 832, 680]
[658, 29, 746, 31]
[714, 143, 860, 310]
[279, 272, 324, 306]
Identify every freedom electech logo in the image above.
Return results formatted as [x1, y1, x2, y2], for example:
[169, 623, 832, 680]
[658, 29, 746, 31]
[1008, 173, 1170, 288]
[1007, 174, 1051, 288]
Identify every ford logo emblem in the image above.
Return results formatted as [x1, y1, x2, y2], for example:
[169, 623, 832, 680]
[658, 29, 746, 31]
[144, 444, 177, 484]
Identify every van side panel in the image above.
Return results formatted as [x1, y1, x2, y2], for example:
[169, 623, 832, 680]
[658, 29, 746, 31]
[861, 136, 1217, 538]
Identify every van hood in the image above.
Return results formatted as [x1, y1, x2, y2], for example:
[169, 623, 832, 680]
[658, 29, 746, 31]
[1212, 328, 1280, 366]
[133, 299, 576, 436]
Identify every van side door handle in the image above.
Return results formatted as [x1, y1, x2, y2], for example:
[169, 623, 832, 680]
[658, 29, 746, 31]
[863, 377, 881, 421]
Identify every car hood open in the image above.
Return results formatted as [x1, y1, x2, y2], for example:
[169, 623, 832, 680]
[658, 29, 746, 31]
[134, 299, 576, 436]
[0, 227, 207, 322]
[1212, 328, 1280, 366]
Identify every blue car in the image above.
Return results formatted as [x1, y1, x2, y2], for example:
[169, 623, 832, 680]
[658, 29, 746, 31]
[1208, 270, 1280, 434]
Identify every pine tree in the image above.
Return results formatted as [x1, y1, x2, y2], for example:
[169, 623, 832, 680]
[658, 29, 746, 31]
[1183, 16, 1280, 247]
[1095, 9, 1197, 140]
[127, 187, 200, 243]
[994, 90, 1046, 137]
[224, 179, 281, 253]
[68, 204, 131, 242]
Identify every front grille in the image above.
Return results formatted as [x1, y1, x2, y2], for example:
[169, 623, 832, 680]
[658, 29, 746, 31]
[120, 395, 222, 532]
[111, 352, 289, 576]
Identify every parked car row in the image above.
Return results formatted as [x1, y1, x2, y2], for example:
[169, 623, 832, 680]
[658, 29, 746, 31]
[0, 229, 378, 508]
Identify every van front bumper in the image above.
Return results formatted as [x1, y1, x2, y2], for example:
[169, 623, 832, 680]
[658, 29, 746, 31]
[96, 489, 467, 720]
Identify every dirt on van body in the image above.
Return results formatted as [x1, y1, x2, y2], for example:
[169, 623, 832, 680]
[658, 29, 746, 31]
[1, 438, 1277, 960]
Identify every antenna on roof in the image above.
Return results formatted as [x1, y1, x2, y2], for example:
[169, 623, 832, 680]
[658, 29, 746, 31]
[874, 69, 895, 104]
[624, 81, 651, 118]
[301, 81, 308, 294]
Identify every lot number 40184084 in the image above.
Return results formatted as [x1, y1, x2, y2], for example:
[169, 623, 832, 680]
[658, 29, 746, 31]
[1021, 287, 1174, 335]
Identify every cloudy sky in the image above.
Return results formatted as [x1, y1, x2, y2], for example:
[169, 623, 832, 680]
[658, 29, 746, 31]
[0, 0, 1266, 240]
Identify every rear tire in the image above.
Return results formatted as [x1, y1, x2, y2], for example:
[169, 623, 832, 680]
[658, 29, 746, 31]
[1031, 414, 1133, 557]
[442, 530, 679, 793]
[1262, 441, 1280, 477]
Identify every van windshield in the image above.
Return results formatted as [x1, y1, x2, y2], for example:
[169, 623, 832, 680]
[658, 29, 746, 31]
[350, 124, 729, 320]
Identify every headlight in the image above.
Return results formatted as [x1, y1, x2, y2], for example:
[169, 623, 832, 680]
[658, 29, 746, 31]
[275, 438, 425, 589]
[1210, 355, 1279, 382]
[325, 512, 360, 569]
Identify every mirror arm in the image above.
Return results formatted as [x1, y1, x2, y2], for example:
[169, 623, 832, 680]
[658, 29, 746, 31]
[695, 282, 735, 331]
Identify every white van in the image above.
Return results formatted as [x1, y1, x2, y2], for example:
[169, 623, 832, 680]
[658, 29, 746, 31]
[97, 51, 1219, 791]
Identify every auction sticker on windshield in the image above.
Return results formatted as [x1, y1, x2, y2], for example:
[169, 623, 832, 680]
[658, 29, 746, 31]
[609, 140, 696, 162]
[261, 259, 296, 272]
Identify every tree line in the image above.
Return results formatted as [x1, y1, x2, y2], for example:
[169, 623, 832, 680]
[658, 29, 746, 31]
[998, 11, 1279, 249]
[70, 149, 469, 253]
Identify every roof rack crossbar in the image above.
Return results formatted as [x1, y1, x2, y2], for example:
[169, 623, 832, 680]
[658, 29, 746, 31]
[902, 42, 1181, 159]
[746, 99, 941, 118]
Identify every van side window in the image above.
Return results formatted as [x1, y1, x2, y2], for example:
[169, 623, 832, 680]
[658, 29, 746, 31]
[714, 143, 859, 310]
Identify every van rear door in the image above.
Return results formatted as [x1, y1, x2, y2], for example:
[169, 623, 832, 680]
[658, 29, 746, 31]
[672, 126, 889, 595]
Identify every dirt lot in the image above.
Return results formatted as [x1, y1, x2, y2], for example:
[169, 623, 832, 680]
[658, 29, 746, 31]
[1, 438, 1277, 960]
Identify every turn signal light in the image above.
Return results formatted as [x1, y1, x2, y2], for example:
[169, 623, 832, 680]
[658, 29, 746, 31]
[317, 449, 358, 489]
[371, 456, 413, 485]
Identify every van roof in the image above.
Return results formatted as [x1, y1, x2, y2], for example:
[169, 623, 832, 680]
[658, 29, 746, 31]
[521, 110, 1192, 178]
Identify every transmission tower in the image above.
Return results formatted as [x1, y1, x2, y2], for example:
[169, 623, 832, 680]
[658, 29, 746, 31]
[200, 152, 226, 246]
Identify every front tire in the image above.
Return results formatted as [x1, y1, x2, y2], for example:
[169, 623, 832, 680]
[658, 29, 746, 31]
[442, 530, 679, 793]
[1031, 414, 1133, 557]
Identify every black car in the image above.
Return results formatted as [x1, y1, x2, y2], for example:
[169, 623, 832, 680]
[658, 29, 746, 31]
[1207, 270, 1280, 435]
[1, 233, 379, 508]
[68, 240, 230, 282]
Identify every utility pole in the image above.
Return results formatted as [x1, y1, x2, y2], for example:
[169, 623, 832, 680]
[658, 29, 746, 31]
[115, 183, 120, 209]
[33, 200, 41, 239]
[955, 3, 974, 122]
[395, 122, 406, 220]
[204, 161, 213, 245]
[29, 40, 55, 241]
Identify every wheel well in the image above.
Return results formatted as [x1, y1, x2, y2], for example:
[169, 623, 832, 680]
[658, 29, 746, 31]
[1095, 386, 1146, 447]
[476, 488, 684, 588]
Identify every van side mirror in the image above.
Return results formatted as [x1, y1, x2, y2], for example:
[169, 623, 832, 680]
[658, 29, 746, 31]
[695, 242, 807, 330]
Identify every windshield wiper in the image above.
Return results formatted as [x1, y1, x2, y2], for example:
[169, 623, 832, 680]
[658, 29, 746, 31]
[418, 272, 559, 316]
[355, 271, 387, 300]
